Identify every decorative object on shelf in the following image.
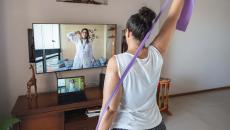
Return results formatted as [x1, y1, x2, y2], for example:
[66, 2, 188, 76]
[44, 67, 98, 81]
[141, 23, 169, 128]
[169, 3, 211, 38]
[89, 28, 98, 41]
[107, 27, 115, 38]
[57, 0, 108, 5]
[157, 78, 172, 116]
[26, 64, 38, 99]
[108, 27, 115, 31]
[27, 94, 39, 109]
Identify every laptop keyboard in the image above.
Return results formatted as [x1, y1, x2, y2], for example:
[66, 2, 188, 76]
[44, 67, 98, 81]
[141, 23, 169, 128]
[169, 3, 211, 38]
[58, 91, 87, 105]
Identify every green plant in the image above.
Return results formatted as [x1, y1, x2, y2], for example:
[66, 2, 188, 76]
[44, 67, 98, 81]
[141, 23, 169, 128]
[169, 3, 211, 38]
[0, 117, 20, 130]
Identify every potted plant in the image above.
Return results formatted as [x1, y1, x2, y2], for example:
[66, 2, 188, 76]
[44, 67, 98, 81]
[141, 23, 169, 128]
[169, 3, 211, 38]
[0, 117, 20, 130]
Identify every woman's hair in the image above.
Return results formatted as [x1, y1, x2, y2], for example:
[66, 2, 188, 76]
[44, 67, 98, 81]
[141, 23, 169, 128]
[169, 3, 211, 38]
[81, 28, 90, 43]
[126, 7, 156, 42]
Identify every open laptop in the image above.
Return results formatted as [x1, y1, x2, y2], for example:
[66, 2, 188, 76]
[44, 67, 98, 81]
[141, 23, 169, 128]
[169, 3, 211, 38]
[57, 76, 87, 105]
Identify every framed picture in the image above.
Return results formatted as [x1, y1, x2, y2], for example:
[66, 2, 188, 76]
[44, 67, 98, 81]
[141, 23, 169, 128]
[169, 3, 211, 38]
[57, 0, 108, 5]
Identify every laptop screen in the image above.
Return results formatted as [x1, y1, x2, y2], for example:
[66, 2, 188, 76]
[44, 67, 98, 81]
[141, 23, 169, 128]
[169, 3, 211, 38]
[57, 76, 85, 94]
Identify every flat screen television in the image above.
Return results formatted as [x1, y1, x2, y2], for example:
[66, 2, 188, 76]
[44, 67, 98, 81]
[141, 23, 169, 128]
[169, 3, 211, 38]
[32, 23, 117, 74]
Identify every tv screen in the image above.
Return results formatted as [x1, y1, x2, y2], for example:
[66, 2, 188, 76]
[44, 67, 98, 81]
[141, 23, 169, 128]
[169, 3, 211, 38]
[32, 23, 116, 73]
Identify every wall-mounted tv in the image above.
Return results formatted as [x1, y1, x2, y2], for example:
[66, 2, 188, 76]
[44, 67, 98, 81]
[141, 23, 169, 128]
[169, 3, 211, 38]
[32, 23, 116, 74]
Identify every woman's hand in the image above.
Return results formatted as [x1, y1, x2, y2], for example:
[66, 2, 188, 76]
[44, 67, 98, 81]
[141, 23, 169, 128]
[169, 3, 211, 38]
[75, 31, 81, 35]
[75, 31, 82, 39]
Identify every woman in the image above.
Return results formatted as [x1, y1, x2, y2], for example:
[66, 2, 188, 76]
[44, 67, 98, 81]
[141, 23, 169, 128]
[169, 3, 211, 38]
[67, 28, 94, 69]
[68, 79, 80, 92]
[98, 0, 185, 130]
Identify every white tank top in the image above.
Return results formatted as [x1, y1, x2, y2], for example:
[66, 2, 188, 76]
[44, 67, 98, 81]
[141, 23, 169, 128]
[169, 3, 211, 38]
[111, 46, 163, 130]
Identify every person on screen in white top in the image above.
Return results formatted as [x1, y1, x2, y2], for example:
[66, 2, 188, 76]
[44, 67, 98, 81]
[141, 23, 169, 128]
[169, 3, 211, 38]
[98, 0, 185, 130]
[68, 79, 80, 92]
[67, 28, 94, 69]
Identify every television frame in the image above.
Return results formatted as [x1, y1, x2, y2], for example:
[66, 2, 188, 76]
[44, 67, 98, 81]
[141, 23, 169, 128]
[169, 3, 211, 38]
[32, 23, 117, 74]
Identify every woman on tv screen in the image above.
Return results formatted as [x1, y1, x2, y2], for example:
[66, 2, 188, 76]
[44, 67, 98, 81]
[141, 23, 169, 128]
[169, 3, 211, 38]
[67, 28, 95, 69]
[33, 24, 116, 73]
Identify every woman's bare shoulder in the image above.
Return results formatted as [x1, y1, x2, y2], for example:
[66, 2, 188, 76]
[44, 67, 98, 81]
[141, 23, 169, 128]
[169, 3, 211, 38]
[107, 56, 118, 73]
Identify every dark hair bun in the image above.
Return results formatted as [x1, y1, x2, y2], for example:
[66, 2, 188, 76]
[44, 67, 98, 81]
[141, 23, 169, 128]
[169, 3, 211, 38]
[139, 7, 156, 23]
[126, 6, 156, 42]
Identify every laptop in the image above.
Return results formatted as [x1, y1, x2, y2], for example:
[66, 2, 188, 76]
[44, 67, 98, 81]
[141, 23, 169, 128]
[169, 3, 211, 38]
[57, 76, 87, 105]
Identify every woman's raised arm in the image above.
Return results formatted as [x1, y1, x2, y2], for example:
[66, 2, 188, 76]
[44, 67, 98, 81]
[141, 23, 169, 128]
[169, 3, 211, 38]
[152, 0, 185, 57]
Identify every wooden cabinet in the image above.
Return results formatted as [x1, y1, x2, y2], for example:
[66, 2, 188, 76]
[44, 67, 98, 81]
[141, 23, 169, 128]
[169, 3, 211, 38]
[20, 112, 64, 130]
[12, 81, 172, 129]
[11, 87, 102, 130]
[65, 115, 98, 130]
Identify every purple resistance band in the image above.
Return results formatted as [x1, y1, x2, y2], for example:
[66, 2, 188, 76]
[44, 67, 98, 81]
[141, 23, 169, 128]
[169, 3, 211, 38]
[177, 0, 195, 31]
[96, 0, 195, 129]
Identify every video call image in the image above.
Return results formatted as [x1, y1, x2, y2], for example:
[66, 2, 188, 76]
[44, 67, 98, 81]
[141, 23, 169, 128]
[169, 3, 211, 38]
[57, 77, 85, 94]
[33, 24, 116, 73]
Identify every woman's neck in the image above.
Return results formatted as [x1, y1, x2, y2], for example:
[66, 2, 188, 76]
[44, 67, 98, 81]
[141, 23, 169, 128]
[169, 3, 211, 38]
[127, 40, 140, 54]
[127, 41, 148, 58]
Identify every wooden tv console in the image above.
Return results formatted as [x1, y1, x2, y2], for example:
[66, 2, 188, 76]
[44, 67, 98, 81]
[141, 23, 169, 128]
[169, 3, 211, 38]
[11, 87, 103, 130]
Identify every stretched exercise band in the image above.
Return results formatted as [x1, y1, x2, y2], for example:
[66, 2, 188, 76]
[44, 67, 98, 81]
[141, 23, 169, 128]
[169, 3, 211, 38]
[177, 0, 195, 31]
[96, 0, 194, 129]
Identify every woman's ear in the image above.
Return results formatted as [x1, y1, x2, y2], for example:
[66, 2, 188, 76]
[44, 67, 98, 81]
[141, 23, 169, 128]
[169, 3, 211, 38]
[126, 29, 131, 38]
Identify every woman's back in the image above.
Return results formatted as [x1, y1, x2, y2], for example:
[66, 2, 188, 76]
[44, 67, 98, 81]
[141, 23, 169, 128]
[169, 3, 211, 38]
[98, 2, 185, 129]
[111, 46, 163, 129]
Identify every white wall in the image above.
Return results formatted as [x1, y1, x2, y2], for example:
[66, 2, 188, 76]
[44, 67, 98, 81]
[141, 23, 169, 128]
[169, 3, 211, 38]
[0, 0, 160, 118]
[160, 0, 230, 94]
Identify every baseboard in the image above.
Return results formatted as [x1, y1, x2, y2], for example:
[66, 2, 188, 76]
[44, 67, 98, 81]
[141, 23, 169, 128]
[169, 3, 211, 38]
[169, 86, 230, 98]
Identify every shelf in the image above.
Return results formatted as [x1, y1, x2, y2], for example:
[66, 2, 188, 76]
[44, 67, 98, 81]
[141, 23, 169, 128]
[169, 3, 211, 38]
[108, 27, 115, 31]
[108, 35, 116, 38]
